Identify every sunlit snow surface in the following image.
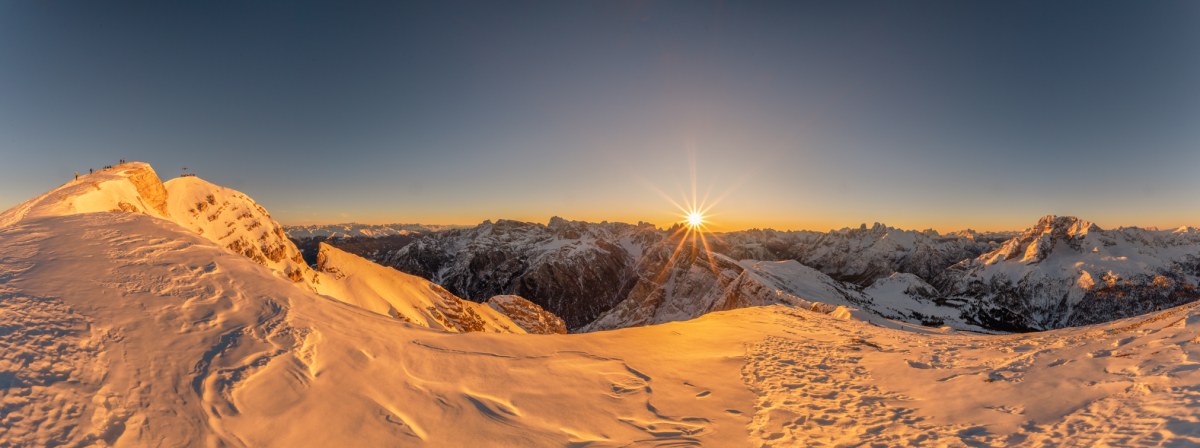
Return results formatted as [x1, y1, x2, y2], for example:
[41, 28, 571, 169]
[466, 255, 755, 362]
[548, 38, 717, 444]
[5, 212, 1200, 446]
[3, 165, 1200, 446]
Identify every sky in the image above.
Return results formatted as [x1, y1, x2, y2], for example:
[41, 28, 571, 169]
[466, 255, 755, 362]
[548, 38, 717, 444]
[1, 1, 1198, 232]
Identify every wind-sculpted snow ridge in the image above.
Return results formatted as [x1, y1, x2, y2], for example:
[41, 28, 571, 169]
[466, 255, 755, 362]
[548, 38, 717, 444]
[0, 162, 552, 336]
[313, 243, 529, 333]
[941, 215, 1200, 331]
[0, 162, 170, 229]
[6, 213, 1200, 445]
[6, 167, 1200, 445]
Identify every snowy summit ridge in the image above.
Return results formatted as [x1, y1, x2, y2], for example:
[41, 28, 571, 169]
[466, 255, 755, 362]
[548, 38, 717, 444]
[6, 163, 1200, 445]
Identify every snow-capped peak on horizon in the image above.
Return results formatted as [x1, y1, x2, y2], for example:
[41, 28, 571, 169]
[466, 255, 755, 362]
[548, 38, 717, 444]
[283, 222, 469, 239]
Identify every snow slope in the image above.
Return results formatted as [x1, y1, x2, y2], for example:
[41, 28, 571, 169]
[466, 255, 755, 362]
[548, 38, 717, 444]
[6, 165, 1200, 445]
[0, 162, 170, 228]
[0, 163, 541, 336]
[312, 243, 527, 333]
[0, 212, 771, 446]
[5, 212, 1200, 445]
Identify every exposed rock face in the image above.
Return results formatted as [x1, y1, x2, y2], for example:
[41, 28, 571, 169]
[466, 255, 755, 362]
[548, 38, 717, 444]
[124, 164, 170, 216]
[378, 217, 662, 329]
[486, 295, 567, 334]
[940, 215, 1200, 331]
[164, 177, 315, 287]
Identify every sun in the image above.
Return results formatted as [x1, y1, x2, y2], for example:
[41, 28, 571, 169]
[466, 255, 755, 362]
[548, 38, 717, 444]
[686, 211, 704, 228]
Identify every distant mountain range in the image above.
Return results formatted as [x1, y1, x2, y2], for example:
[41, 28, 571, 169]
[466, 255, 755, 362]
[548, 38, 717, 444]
[284, 223, 468, 239]
[6, 162, 1200, 445]
[291, 216, 1200, 333]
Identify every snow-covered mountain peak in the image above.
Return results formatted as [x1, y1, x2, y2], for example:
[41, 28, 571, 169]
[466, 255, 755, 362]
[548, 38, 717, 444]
[978, 215, 1101, 265]
[164, 174, 315, 286]
[1032, 215, 1099, 237]
[941, 215, 1200, 330]
[0, 162, 170, 228]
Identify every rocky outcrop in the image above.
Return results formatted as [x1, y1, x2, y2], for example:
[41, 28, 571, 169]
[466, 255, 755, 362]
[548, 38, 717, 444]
[486, 295, 567, 334]
[125, 164, 170, 216]
[164, 176, 315, 287]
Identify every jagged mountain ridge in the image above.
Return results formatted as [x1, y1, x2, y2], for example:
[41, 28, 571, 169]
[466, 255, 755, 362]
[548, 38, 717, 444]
[8, 163, 1200, 445]
[940, 215, 1200, 331]
[359, 218, 991, 330]
[284, 222, 464, 239]
[377, 217, 664, 328]
[710, 223, 1007, 285]
[0, 163, 556, 335]
[318, 215, 1200, 333]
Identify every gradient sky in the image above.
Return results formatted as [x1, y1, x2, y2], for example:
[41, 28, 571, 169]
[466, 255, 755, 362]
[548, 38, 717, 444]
[1, 1, 1198, 232]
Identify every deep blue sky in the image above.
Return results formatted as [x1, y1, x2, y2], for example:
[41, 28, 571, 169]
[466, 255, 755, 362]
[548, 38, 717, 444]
[1, 1, 1197, 231]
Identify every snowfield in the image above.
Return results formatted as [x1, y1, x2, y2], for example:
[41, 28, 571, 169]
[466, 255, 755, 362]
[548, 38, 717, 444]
[4, 163, 1200, 446]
